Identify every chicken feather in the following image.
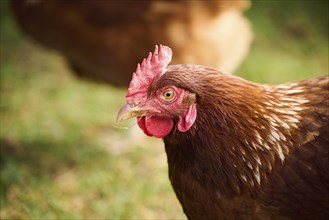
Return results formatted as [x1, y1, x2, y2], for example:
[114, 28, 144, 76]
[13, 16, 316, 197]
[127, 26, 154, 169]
[118, 46, 329, 219]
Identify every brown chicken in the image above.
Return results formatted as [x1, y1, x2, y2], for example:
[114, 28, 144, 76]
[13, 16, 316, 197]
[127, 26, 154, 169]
[117, 45, 329, 219]
[11, 0, 252, 87]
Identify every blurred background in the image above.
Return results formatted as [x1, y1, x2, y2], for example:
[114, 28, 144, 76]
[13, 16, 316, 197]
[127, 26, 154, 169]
[0, 0, 328, 219]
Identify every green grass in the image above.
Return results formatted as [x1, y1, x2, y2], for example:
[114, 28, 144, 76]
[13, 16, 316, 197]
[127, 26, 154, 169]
[0, 36, 184, 219]
[0, 0, 328, 219]
[237, 0, 328, 83]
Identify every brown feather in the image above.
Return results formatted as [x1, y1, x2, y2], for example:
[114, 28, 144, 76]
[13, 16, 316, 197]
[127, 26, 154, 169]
[151, 65, 329, 219]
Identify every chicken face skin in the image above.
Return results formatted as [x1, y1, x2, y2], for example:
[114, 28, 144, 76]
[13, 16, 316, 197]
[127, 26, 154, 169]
[118, 84, 196, 138]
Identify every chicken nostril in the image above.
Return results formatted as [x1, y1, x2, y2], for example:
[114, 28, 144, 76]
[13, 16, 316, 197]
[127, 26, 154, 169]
[132, 101, 141, 107]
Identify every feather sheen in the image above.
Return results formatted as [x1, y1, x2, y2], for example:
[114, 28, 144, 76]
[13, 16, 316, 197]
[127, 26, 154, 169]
[157, 65, 329, 220]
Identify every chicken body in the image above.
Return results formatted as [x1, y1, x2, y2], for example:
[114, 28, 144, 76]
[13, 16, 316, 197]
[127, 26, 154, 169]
[162, 65, 329, 219]
[118, 46, 329, 219]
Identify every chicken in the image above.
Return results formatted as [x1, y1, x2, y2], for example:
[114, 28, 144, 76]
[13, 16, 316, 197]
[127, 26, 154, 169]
[11, 0, 252, 87]
[117, 45, 329, 219]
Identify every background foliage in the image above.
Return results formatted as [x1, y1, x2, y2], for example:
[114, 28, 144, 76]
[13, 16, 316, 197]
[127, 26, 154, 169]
[1, 0, 328, 219]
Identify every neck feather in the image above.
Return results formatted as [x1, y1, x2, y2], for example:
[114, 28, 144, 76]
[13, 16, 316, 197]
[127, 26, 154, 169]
[164, 76, 309, 197]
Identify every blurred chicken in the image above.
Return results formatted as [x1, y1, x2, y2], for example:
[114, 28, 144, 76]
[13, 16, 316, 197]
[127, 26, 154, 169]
[11, 0, 252, 87]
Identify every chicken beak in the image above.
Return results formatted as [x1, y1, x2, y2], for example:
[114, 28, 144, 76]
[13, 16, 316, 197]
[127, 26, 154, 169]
[116, 103, 147, 122]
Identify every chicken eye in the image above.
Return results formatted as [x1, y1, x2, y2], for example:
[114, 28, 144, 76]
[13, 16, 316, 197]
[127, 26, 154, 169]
[162, 89, 175, 101]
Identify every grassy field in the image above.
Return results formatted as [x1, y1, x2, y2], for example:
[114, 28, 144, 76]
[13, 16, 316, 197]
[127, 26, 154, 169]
[1, 0, 328, 219]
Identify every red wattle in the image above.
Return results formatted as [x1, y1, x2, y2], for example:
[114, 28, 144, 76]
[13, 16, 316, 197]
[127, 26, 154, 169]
[137, 117, 152, 136]
[137, 116, 174, 138]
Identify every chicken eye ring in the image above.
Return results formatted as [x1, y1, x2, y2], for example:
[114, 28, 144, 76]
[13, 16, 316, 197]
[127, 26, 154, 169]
[162, 89, 175, 101]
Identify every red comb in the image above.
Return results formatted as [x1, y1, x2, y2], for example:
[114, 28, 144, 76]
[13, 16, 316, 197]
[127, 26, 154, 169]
[126, 45, 172, 104]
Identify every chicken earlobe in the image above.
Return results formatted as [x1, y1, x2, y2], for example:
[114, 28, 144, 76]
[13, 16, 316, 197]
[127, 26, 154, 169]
[177, 103, 197, 132]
